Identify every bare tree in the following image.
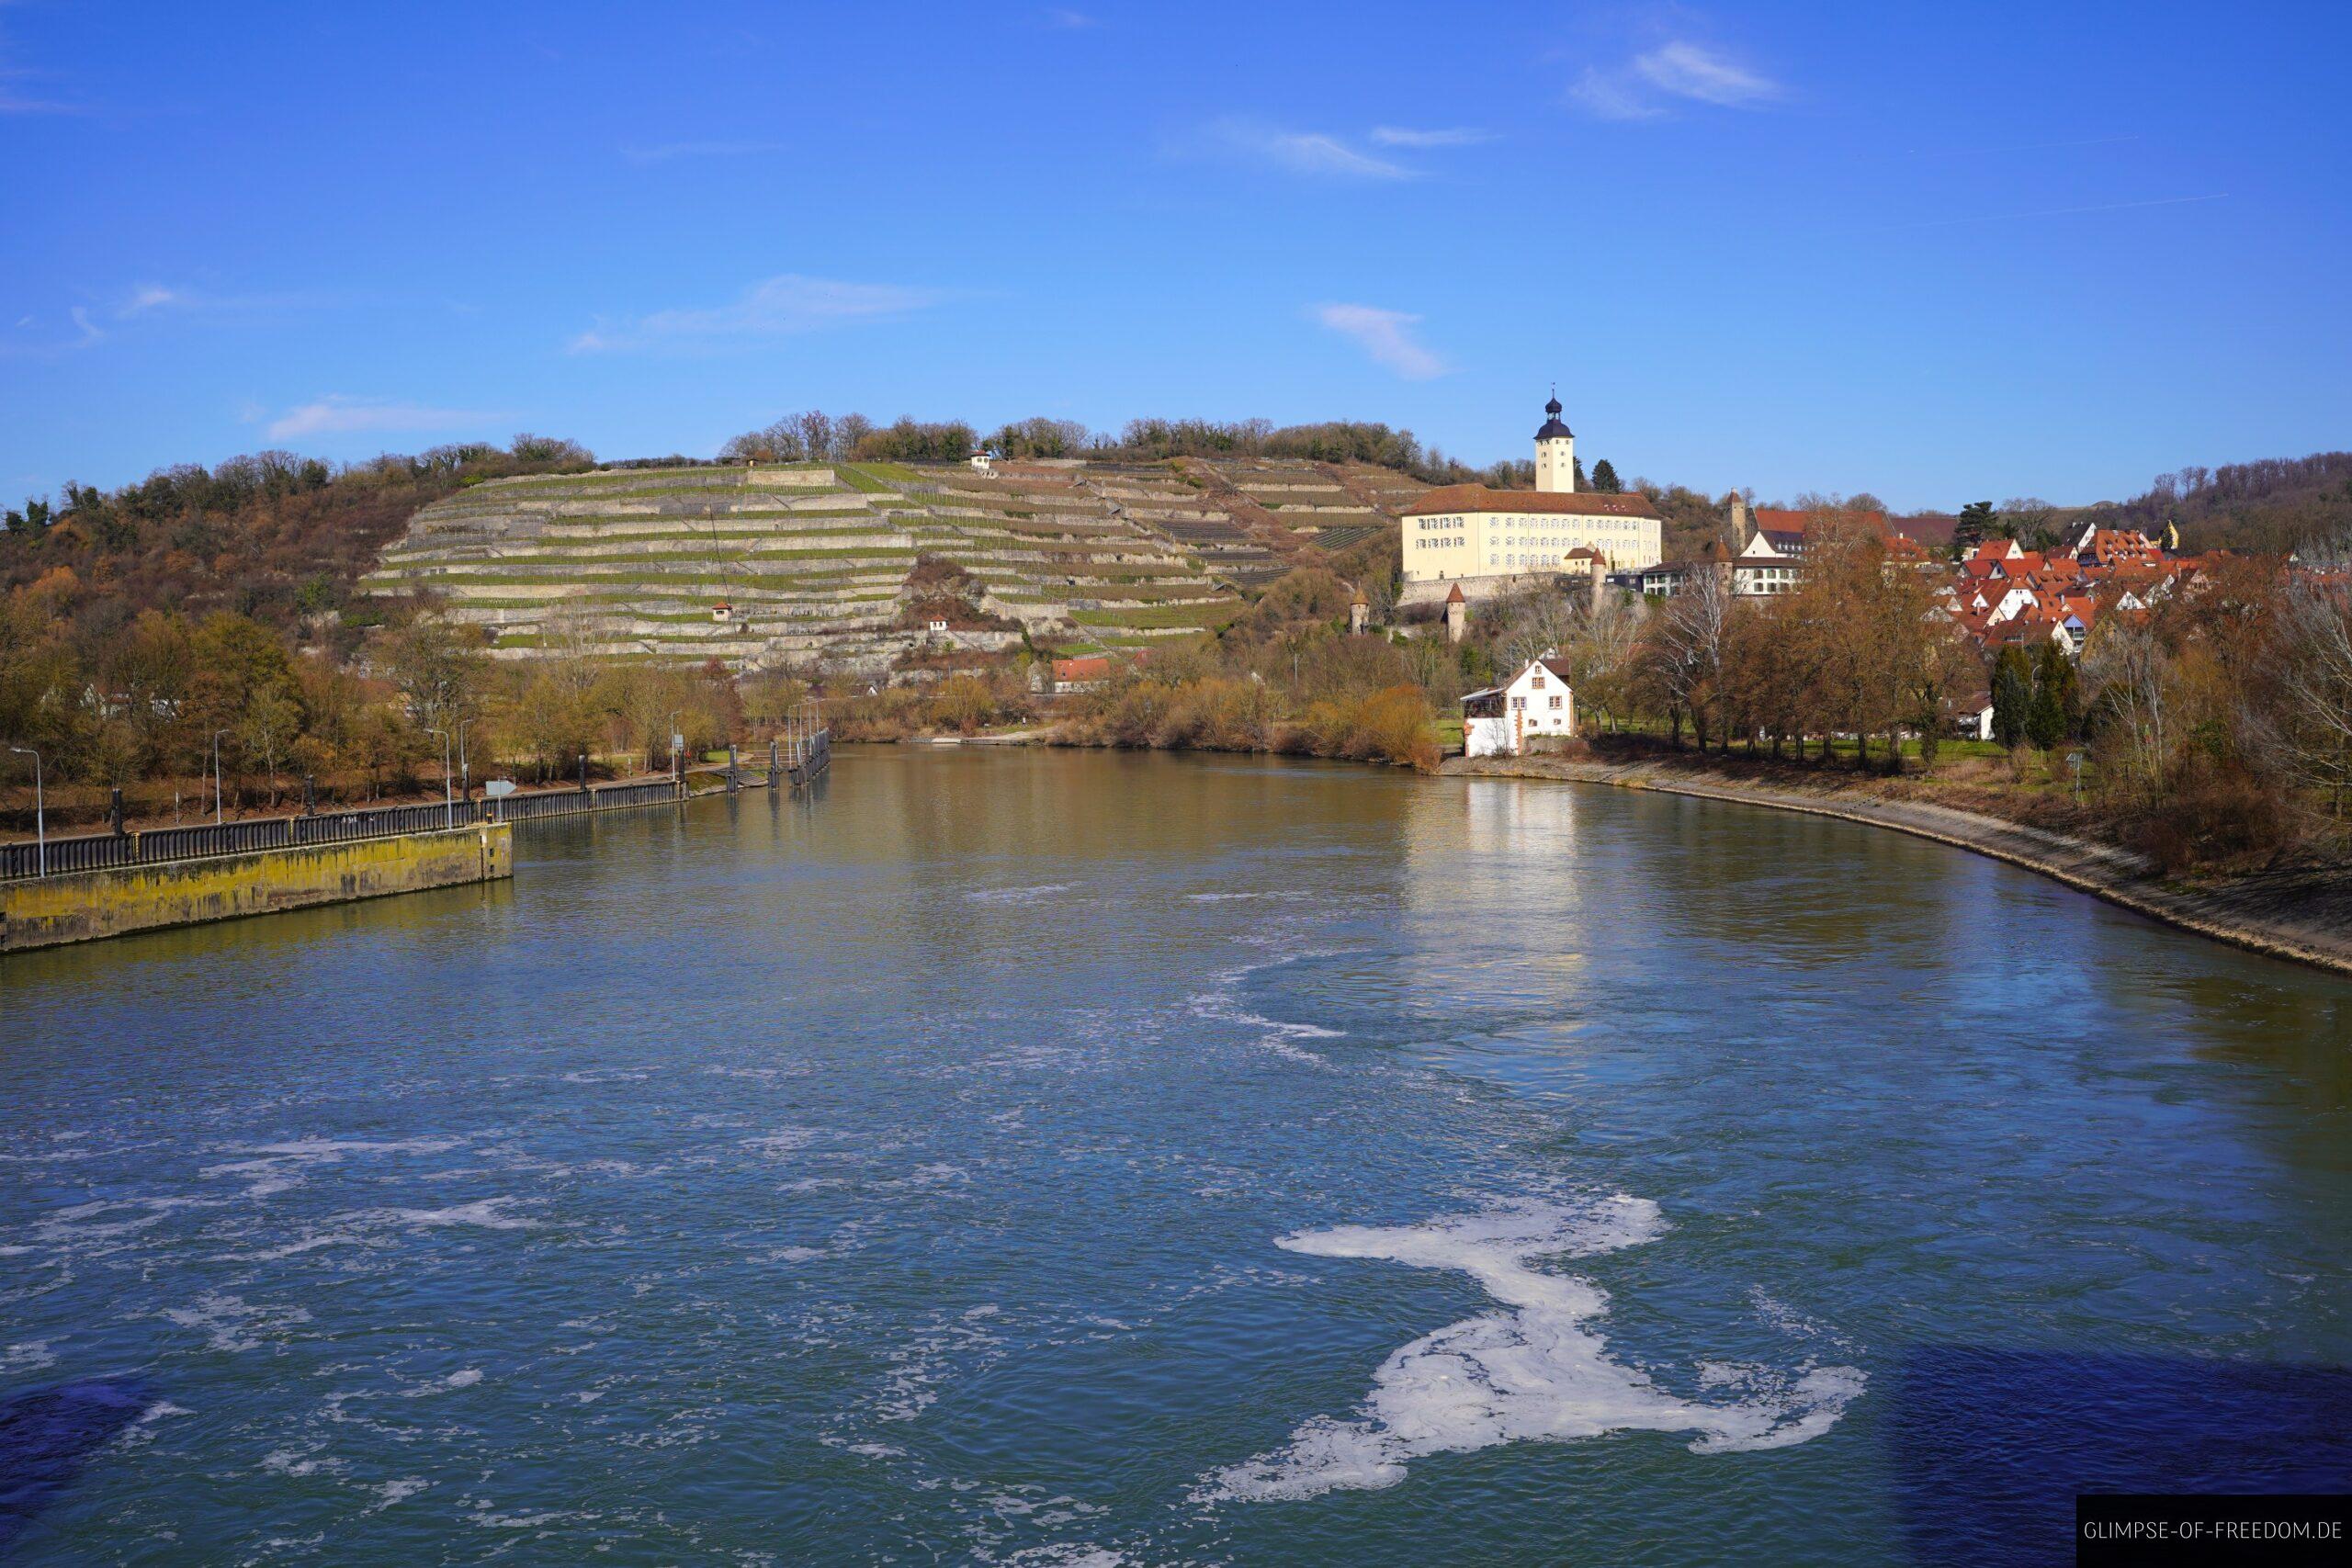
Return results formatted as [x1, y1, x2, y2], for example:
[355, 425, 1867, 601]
[1558, 591, 1643, 732]
[1492, 582, 1579, 672]
[1648, 566, 1734, 749]
[2000, 497, 2061, 552]
[2082, 621, 2174, 799]
[2258, 546, 2352, 812]
[797, 410, 837, 462]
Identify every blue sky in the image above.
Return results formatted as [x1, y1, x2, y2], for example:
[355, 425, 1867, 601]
[4, 1, 2347, 510]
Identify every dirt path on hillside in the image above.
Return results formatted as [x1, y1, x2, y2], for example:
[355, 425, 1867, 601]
[1442, 754, 2352, 978]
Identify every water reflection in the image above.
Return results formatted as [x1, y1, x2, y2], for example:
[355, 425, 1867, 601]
[0, 749, 2345, 1565]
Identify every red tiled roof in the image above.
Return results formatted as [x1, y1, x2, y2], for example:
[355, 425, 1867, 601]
[1403, 484, 1659, 519]
[1890, 513, 1959, 547]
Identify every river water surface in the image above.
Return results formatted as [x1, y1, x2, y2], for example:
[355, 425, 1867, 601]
[3, 748, 2347, 1563]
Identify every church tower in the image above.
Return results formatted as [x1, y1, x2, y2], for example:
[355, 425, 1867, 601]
[1533, 389, 1576, 493]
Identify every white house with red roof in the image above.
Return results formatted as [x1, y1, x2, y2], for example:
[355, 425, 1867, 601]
[1462, 653, 1577, 757]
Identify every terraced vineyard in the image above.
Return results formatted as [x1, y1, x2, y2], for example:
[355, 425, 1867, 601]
[360, 457, 1421, 672]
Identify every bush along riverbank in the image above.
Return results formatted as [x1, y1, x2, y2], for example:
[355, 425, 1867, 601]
[1446, 738, 2352, 977]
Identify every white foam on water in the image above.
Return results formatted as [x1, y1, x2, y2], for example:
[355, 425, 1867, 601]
[375, 1198, 541, 1231]
[1187, 975, 1341, 1066]
[403, 1368, 483, 1395]
[992, 1551, 1129, 1568]
[203, 1136, 468, 1198]
[369, 1478, 429, 1512]
[243, 1136, 465, 1157]
[39, 1196, 218, 1241]
[469, 1505, 576, 1529]
[1, 1339, 56, 1371]
[261, 1445, 345, 1478]
[232, 1231, 367, 1262]
[741, 1130, 820, 1156]
[872, 1303, 1008, 1422]
[1186, 891, 1315, 903]
[160, 1291, 314, 1354]
[964, 884, 1072, 905]
[1205, 1196, 1865, 1501]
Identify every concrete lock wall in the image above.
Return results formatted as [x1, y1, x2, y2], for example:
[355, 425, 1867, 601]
[1, 824, 512, 953]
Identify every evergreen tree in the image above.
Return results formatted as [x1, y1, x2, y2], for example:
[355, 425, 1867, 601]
[2026, 647, 2067, 749]
[1991, 644, 2033, 747]
[1954, 500, 1996, 557]
[1590, 458, 1622, 493]
[2030, 640, 2078, 747]
[1572, 455, 1588, 489]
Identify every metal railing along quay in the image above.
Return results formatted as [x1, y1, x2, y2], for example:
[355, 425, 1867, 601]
[0, 777, 688, 884]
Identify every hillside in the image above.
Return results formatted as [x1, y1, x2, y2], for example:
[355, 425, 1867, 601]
[358, 457, 1425, 673]
[2117, 453, 2352, 554]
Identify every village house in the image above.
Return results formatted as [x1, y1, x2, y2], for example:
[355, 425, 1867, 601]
[1935, 528, 2178, 659]
[1399, 393, 1662, 604]
[1462, 654, 1577, 758]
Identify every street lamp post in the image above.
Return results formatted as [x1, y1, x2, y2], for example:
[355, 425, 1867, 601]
[211, 728, 231, 825]
[425, 727, 453, 828]
[664, 708, 683, 780]
[6, 746, 41, 878]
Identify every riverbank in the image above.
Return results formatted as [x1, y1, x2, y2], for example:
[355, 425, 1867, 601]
[2, 823, 511, 953]
[1445, 752, 2352, 977]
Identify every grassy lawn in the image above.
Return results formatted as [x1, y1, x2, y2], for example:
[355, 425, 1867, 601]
[841, 462, 922, 489]
[1069, 603, 1246, 630]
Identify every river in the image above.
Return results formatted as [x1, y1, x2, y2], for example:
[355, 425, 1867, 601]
[3, 748, 2346, 1564]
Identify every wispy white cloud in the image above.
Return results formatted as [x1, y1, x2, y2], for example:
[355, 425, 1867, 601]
[1570, 39, 1782, 120]
[1368, 125, 1493, 148]
[0, 85, 74, 114]
[0, 306, 98, 358]
[1634, 41, 1781, 107]
[6, 284, 266, 356]
[263, 396, 503, 442]
[620, 140, 788, 166]
[1184, 118, 1415, 181]
[0, 26, 80, 115]
[1042, 7, 1098, 27]
[1312, 304, 1446, 380]
[119, 284, 187, 318]
[570, 274, 947, 354]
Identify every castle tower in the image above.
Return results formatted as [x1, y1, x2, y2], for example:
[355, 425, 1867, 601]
[1533, 389, 1576, 494]
[1445, 582, 1467, 644]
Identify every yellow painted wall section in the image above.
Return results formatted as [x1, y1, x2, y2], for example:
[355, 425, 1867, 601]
[1, 825, 512, 953]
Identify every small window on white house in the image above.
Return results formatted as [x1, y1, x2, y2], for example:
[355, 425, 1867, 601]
[1550, 695, 1564, 710]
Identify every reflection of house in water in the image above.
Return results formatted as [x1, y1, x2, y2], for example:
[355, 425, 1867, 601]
[1395, 766, 1602, 1002]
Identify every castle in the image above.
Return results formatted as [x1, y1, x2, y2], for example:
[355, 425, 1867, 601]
[1398, 391, 1662, 602]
